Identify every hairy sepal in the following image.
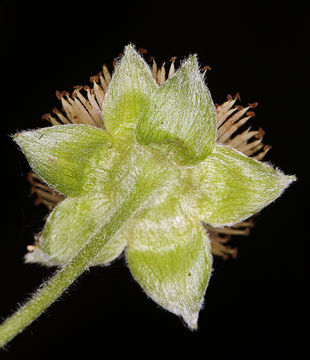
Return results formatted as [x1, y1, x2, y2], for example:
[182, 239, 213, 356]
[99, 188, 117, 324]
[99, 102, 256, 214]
[13, 124, 112, 196]
[102, 44, 157, 138]
[25, 142, 182, 267]
[192, 144, 296, 226]
[136, 55, 216, 164]
[25, 195, 127, 266]
[126, 199, 212, 330]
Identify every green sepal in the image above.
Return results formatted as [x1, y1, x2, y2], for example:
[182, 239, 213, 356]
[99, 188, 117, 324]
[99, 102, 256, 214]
[25, 195, 127, 266]
[102, 44, 157, 138]
[136, 55, 216, 163]
[126, 199, 212, 330]
[191, 144, 296, 226]
[13, 124, 112, 196]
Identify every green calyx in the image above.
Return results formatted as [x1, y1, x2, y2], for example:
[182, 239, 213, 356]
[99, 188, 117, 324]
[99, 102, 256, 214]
[12, 44, 295, 330]
[103, 44, 216, 164]
[102, 44, 158, 138]
[136, 54, 216, 163]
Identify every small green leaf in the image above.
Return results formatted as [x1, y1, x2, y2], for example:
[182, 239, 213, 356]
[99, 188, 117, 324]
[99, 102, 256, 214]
[136, 55, 216, 163]
[126, 199, 212, 329]
[25, 195, 127, 266]
[192, 144, 296, 226]
[102, 44, 157, 138]
[13, 124, 112, 196]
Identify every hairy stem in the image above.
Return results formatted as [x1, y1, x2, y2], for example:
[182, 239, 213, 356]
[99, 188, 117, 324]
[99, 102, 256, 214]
[0, 182, 148, 348]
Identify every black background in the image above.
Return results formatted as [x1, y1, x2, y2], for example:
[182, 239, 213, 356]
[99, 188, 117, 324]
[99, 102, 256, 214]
[1, 1, 306, 359]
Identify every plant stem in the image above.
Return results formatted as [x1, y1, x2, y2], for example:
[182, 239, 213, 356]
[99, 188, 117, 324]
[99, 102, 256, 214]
[0, 183, 147, 348]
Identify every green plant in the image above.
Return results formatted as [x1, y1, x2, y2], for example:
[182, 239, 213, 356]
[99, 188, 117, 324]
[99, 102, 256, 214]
[0, 44, 295, 348]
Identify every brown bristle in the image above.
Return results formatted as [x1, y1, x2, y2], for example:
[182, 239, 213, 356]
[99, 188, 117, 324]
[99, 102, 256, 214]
[89, 75, 99, 83]
[51, 108, 59, 114]
[246, 111, 256, 118]
[249, 101, 259, 109]
[27, 172, 35, 184]
[231, 248, 238, 259]
[244, 227, 251, 236]
[255, 128, 266, 139]
[55, 90, 69, 100]
[138, 48, 147, 55]
[201, 65, 211, 72]
[169, 56, 177, 63]
[41, 113, 52, 121]
[34, 197, 42, 206]
[234, 92, 241, 101]
[55, 90, 62, 100]
[71, 89, 78, 98]
[226, 94, 233, 100]
[73, 85, 83, 91]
